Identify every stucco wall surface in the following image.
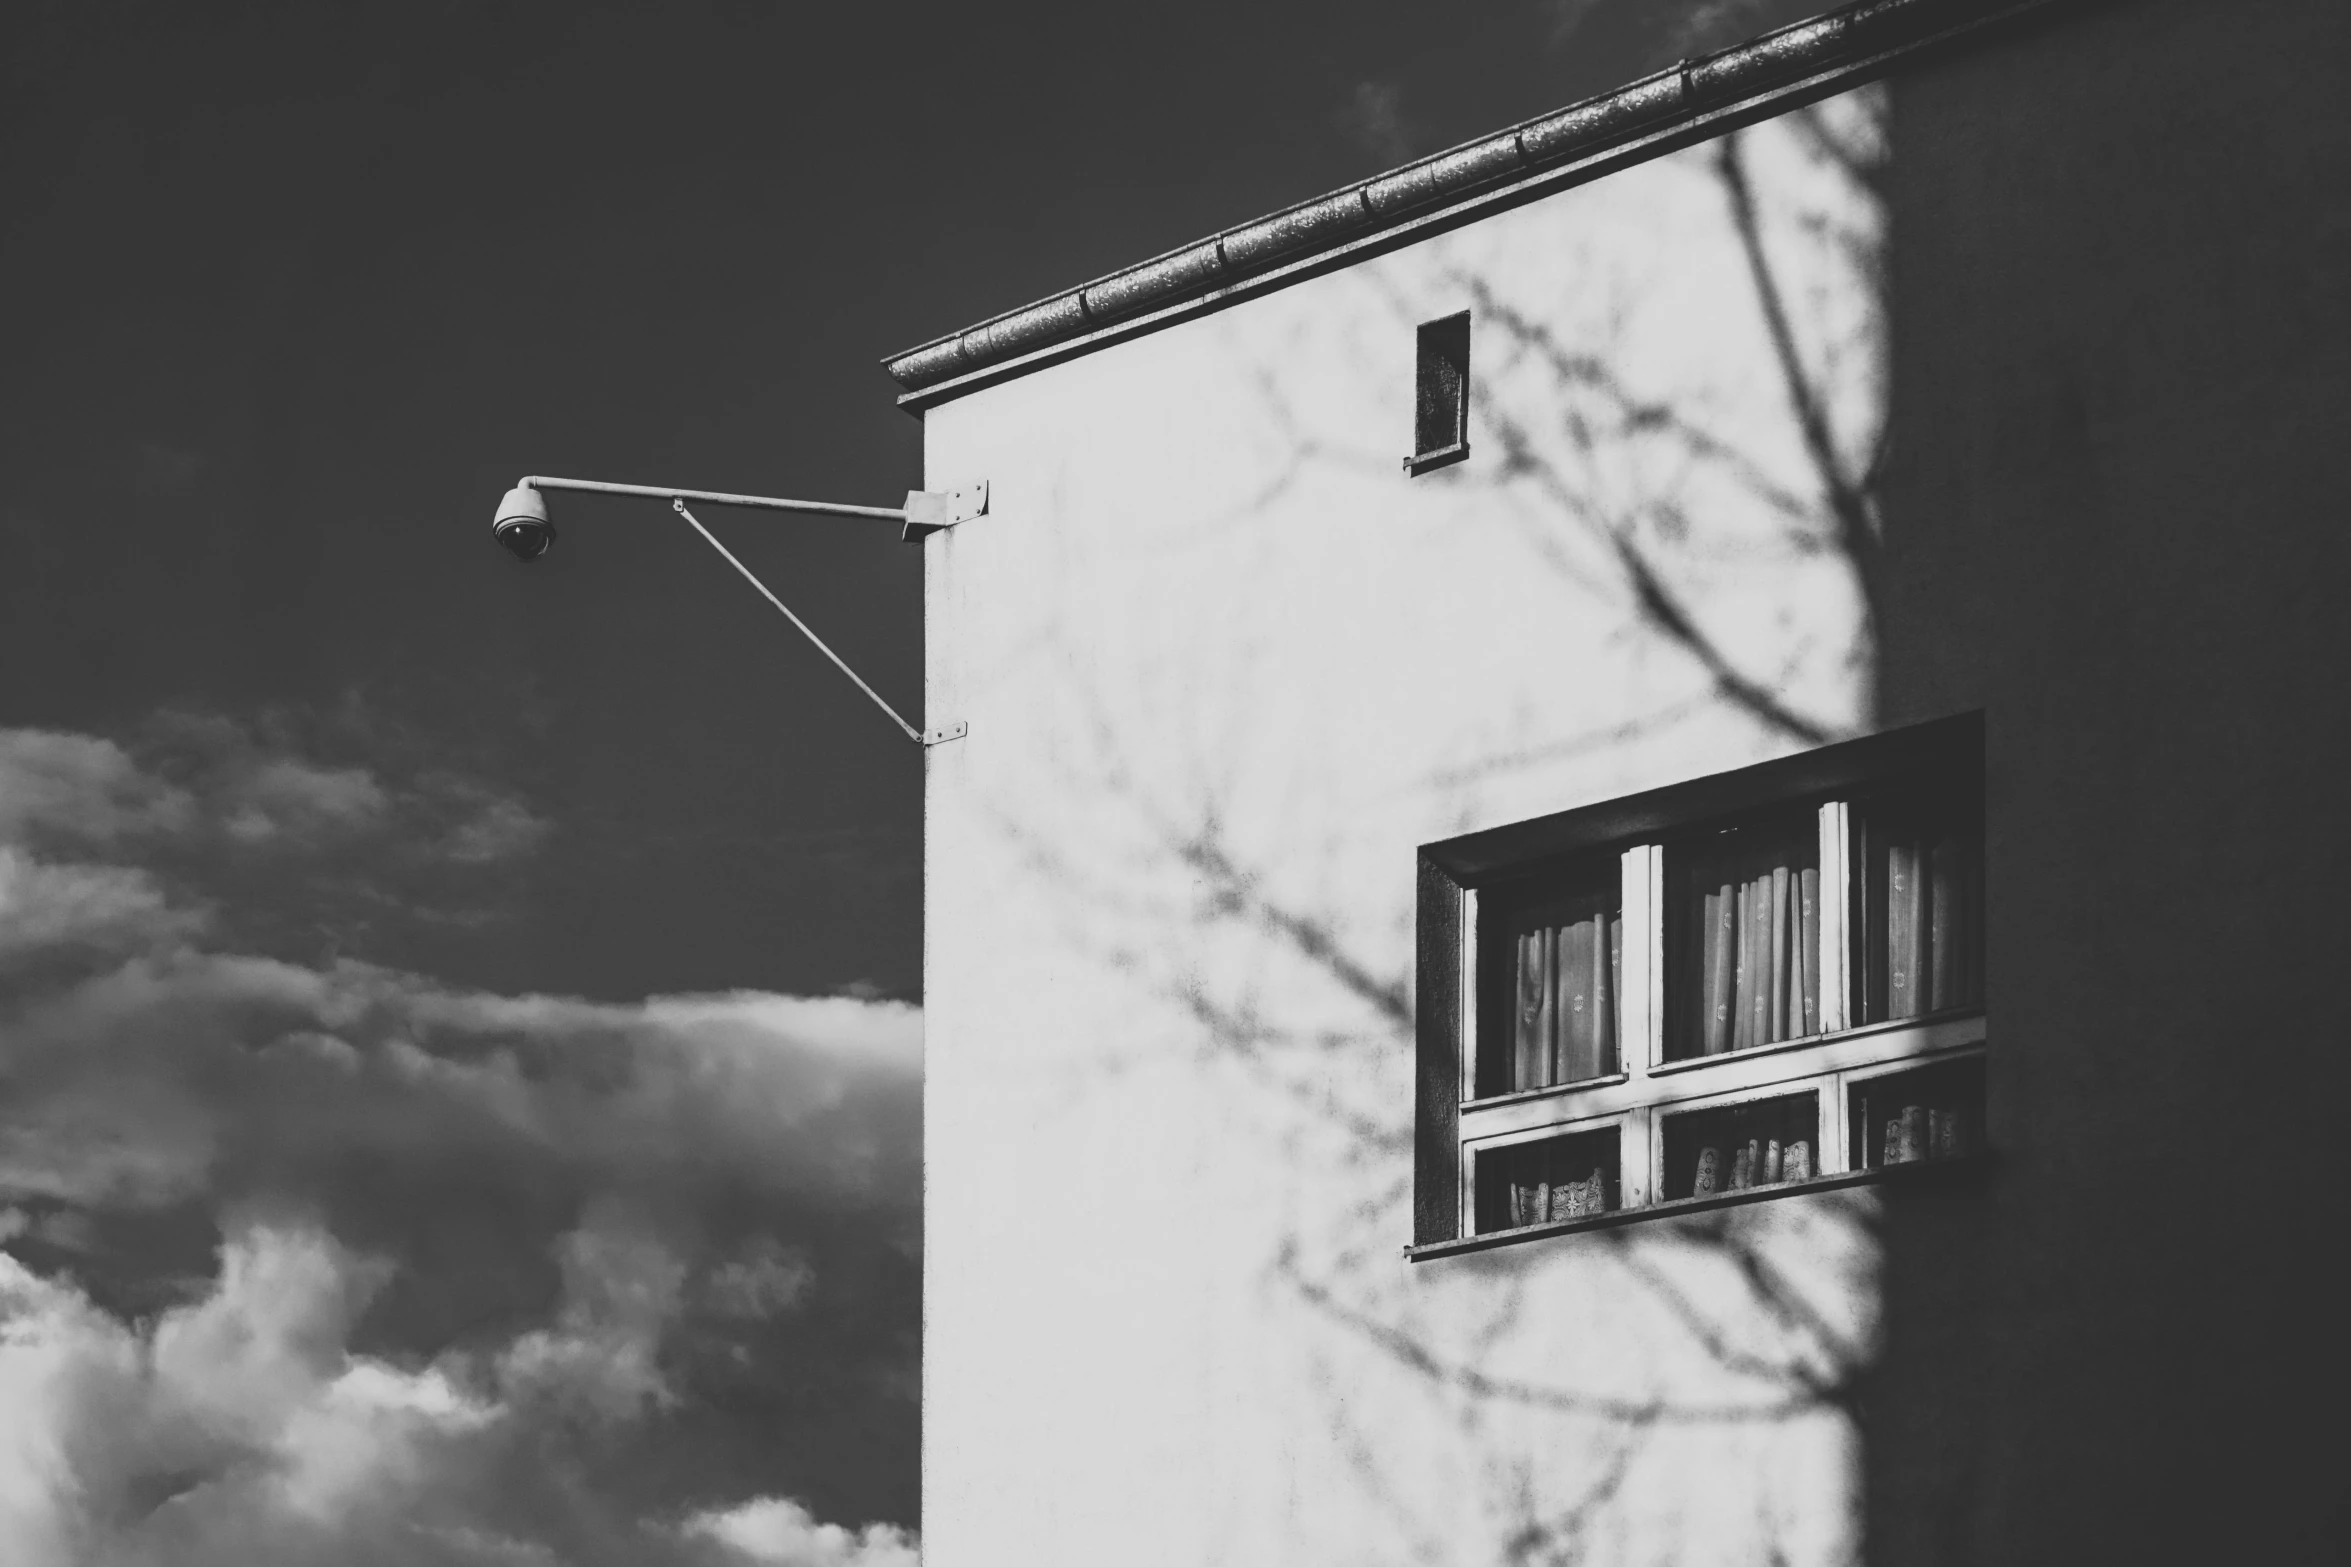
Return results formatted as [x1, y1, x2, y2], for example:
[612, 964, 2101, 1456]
[922, 81, 1886, 1567]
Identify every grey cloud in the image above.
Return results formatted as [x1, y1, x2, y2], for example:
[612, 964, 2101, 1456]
[0, 716, 921, 1561]
[496, 1198, 689, 1424]
[0, 965, 922, 1561]
[0, 950, 922, 1265]
[0, 728, 194, 844]
[427, 782, 551, 864]
[2, 716, 545, 884]
[703, 1237, 815, 1322]
[217, 758, 391, 845]
[675, 1496, 920, 1566]
[132, 712, 539, 863]
[1337, 79, 1415, 164]
[0, 849, 202, 959]
[0, 1221, 920, 1567]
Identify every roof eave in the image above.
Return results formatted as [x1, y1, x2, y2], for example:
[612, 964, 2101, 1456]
[883, 0, 2070, 414]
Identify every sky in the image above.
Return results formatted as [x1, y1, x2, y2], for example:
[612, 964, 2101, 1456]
[0, 1, 1821, 1560]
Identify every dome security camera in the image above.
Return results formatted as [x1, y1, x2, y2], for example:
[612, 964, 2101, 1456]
[492, 484, 555, 562]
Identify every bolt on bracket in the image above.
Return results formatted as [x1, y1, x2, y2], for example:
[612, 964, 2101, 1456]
[901, 480, 989, 543]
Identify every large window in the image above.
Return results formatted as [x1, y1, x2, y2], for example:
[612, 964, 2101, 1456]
[1411, 714, 1986, 1254]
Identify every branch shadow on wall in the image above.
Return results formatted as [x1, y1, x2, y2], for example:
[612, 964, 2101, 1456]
[964, 82, 1989, 1566]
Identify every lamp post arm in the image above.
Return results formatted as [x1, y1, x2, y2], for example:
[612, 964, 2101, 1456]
[523, 475, 905, 523]
[492, 472, 982, 746]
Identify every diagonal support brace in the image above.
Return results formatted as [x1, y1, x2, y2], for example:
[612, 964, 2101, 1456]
[670, 499, 967, 747]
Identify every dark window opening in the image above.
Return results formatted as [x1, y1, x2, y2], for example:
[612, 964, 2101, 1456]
[1850, 1056, 1986, 1170]
[1476, 860, 1622, 1098]
[1408, 312, 1471, 474]
[1665, 810, 1821, 1061]
[1475, 1127, 1620, 1233]
[1853, 778, 1984, 1024]
[1660, 1091, 1821, 1202]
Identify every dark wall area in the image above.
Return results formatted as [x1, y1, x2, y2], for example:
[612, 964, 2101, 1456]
[1873, 0, 2351, 1561]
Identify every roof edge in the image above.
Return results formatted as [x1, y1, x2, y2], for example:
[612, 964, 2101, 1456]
[883, 0, 2064, 409]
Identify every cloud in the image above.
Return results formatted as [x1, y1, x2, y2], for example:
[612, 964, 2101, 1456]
[0, 1218, 496, 1565]
[0, 711, 560, 979]
[703, 1237, 815, 1322]
[1336, 79, 1416, 165]
[0, 847, 199, 958]
[0, 715, 547, 941]
[428, 781, 550, 863]
[679, 1497, 920, 1567]
[0, 1220, 918, 1567]
[0, 729, 193, 845]
[0, 716, 922, 1562]
[126, 711, 542, 861]
[0, 949, 923, 1261]
[496, 1199, 688, 1423]
[217, 758, 390, 845]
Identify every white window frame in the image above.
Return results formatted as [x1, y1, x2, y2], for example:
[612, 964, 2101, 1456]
[1410, 714, 1986, 1258]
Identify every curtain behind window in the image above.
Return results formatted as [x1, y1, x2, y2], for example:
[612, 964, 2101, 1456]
[1860, 796, 1982, 1022]
[1510, 907, 1620, 1092]
[1672, 815, 1819, 1058]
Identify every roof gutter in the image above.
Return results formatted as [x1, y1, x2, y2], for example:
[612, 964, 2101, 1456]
[882, 0, 2070, 413]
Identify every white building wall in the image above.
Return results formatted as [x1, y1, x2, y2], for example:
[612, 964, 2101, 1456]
[922, 89, 1883, 1567]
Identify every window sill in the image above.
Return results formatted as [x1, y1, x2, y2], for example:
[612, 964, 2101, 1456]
[1404, 441, 1469, 476]
[1648, 1006, 1986, 1078]
[1405, 1152, 1994, 1262]
[1462, 1072, 1630, 1113]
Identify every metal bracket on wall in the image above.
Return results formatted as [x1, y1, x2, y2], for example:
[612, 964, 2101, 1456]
[668, 497, 969, 750]
[900, 480, 989, 543]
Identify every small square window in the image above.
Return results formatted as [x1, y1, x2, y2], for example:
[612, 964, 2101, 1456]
[1406, 312, 1471, 475]
[1474, 1126, 1621, 1234]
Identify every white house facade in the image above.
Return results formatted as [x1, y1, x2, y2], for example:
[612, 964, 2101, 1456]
[894, 1, 2350, 1563]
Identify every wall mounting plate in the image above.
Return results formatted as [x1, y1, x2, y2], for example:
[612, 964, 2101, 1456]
[921, 721, 969, 747]
[902, 481, 989, 542]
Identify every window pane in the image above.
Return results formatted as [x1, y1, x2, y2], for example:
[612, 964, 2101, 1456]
[1666, 811, 1820, 1060]
[1474, 1126, 1620, 1233]
[1477, 866, 1621, 1097]
[1659, 1090, 1820, 1202]
[1413, 311, 1470, 458]
[1855, 784, 1983, 1023]
[1849, 1056, 1985, 1170]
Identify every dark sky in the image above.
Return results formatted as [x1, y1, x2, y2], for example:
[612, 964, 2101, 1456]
[1, 0, 1812, 1004]
[0, 1, 1819, 1559]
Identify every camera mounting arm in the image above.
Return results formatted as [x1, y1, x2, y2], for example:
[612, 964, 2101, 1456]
[517, 475, 989, 543]
[491, 474, 982, 748]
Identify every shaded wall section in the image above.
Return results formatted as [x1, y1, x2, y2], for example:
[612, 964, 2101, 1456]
[1874, 0, 2351, 1562]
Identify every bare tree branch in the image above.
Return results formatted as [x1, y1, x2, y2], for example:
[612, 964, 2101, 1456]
[1484, 402, 1847, 746]
[1278, 1245, 1833, 1426]
[1713, 130, 1885, 636]
[1468, 279, 1829, 535]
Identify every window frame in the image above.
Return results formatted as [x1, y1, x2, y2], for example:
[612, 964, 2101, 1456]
[1410, 712, 1987, 1257]
[1405, 311, 1472, 476]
